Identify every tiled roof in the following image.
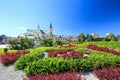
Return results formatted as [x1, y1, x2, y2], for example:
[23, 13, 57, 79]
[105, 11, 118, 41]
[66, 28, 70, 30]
[26, 29, 47, 34]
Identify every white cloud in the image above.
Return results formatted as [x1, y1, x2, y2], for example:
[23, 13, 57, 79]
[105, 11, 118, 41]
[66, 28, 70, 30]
[18, 27, 26, 30]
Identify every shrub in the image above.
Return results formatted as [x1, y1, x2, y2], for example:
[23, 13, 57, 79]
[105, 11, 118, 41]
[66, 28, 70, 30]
[14, 47, 54, 70]
[87, 44, 120, 55]
[9, 38, 34, 50]
[27, 72, 82, 80]
[24, 58, 77, 75]
[0, 50, 30, 65]
[94, 66, 120, 80]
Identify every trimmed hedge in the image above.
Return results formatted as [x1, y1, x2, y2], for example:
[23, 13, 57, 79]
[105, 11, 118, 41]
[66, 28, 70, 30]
[22, 51, 120, 75]
[14, 47, 54, 70]
[14, 46, 120, 76]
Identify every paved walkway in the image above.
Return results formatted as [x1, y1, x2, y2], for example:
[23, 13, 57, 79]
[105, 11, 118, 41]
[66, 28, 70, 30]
[0, 63, 27, 80]
[0, 63, 99, 80]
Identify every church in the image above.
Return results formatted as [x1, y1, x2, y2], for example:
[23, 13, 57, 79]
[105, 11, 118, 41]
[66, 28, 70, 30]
[24, 23, 78, 42]
[24, 23, 53, 39]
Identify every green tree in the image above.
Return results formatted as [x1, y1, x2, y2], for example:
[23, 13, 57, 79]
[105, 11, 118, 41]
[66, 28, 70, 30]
[116, 35, 120, 41]
[105, 34, 117, 41]
[9, 38, 33, 50]
[78, 33, 85, 43]
[40, 38, 53, 47]
[54, 40, 63, 47]
[86, 34, 94, 41]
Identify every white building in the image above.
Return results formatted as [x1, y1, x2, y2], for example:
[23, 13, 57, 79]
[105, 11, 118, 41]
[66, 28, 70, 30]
[24, 23, 78, 42]
[105, 33, 113, 37]
[25, 23, 53, 39]
[91, 33, 99, 38]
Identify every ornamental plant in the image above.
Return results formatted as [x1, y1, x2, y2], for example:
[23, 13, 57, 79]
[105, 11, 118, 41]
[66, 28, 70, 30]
[0, 50, 30, 65]
[87, 44, 120, 55]
[47, 50, 84, 58]
[94, 66, 120, 80]
[59, 44, 76, 48]
[27, 71, 83, 80]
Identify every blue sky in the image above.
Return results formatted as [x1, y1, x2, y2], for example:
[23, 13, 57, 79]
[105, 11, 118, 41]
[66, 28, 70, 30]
[0, 0, 120, 37]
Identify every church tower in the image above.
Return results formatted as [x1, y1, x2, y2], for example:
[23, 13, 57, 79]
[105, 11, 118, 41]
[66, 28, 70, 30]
[49, 22, 53, 37]
[34, 24, 42, 39]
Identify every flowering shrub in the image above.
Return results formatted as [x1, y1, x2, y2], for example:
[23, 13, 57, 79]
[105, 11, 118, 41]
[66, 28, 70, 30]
[0, 50, 30, 65]
[94, 66, 120, 80]
[27, 72, 82, 80]
[87, 44, 120, 55]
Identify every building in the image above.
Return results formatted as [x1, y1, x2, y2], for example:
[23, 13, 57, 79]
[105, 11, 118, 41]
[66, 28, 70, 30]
[24, 23, 78, 42]
[24, 23, 53, 39]
[53, 35, 78, 42]
[91, 33, 99, 38]
[105, 33, 113, 37]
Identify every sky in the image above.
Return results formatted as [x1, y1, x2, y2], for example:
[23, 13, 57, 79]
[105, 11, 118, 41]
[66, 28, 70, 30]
[0, 0, 120, 37]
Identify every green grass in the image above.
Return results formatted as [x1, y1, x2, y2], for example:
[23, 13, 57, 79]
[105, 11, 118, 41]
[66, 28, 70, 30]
[0, 48, 17, 54]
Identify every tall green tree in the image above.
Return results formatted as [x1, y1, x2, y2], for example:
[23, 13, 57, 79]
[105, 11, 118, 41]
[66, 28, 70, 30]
[78, 33, 85, 43]
[9, 38, 33, 50]
[40, 38, 53, 47]
[105, 34, 117, 41]
[54, 40, 63, 47]
[116, 35, 120, 41]
[86, 34, 94, 41]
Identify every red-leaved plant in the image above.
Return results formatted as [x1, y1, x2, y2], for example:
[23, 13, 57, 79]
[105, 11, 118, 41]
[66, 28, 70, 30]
[0, 50, 30, 65]
[94, 66, 120, 80]
[59, 44, 76, 48]
[27, 72, 84, 80]
[87, 44, 120, 55]
[47, 50, 84, 58]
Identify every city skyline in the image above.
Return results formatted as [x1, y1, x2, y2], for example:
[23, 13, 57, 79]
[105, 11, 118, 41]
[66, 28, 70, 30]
[0, 0, 120, 37]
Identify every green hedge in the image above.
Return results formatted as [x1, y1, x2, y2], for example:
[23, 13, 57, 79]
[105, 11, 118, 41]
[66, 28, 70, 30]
[23, 51, 120, 75]
[14, 46, 120, 75]
[24, 58, 76, 75]
[14, 47, 54, 70]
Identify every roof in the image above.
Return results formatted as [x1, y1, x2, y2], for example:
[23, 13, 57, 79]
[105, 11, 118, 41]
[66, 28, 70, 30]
[26, 29, 47, 34]
[40, 30, 46, 34]
[27, 29, 35, 32]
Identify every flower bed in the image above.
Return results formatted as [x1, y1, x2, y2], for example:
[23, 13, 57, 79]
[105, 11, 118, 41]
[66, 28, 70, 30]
[0, 50, 30, 65]
[27, 71, 82, 80]
[94, 66, 120, 80]
[87, 44, 120, 55]
[47, 50, 84, 58]
[59, 44, 76, 48]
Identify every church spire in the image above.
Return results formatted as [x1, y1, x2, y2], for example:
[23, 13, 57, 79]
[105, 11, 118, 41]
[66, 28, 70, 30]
[37, 24, 40, 29]
[50, 22, 52, 28]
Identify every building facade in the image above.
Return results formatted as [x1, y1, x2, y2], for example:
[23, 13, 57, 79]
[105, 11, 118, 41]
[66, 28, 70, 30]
[91, 33, 99, 38]
[24, 23, 78, 42]
[25, 23, 53, 39]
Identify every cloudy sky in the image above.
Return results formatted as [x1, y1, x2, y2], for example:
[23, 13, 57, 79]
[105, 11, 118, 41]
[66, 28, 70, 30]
[0, 0, 120, 37]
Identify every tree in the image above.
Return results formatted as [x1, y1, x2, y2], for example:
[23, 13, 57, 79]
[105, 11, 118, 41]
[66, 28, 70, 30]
[0, 35, 2, 42]
[40, 38, 53, 47]
[116, 35, 120, 41]
[78, 33, 85, 43]
[85, 34, 94, 41]
[19, 38, 33, 50]
[105, 34, 117, 41]
[9, 38, 33, 50]
[54, 40, 63, 47]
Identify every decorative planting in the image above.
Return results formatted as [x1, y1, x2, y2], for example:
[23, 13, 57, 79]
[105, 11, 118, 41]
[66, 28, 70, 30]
[59, 44, 76, 48]
[94, 66, 120, 80]
[0, 50, 30, 65]
[27, 71, 83, 80]
[47, 50, 84, 58]
[87, 44, 120, 55]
